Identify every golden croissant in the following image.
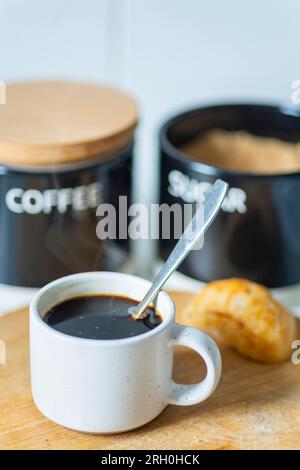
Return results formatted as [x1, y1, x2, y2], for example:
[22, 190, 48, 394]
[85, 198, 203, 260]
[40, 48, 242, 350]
[179, 278, 298, 363]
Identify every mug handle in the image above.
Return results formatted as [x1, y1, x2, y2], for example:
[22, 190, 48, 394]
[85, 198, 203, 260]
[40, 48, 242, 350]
[168, 323, 222, 406]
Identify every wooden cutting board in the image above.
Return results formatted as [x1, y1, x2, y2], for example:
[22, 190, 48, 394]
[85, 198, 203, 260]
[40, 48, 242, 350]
[0, 292, 300, 450]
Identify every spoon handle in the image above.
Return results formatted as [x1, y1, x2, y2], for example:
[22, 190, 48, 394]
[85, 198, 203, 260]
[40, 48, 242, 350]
[132, 179, 228, 319]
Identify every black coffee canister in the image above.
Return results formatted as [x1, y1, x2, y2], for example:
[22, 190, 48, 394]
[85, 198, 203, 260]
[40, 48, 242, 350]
[0, 82, 138, 287]
[159, 103, 300, 288]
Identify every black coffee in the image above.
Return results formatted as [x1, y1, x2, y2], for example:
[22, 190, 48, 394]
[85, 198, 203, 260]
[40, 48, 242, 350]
[43, 295, 162, 340]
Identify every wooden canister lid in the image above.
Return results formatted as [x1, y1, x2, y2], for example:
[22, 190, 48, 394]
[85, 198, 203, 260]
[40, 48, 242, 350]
[0, 81, 138, 167]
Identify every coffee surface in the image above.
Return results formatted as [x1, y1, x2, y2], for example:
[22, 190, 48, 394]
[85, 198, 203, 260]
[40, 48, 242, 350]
[43, 295, 161, 339]
[180, 129, 300, 174]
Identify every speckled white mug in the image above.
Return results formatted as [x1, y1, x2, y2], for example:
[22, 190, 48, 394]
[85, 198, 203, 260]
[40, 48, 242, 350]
[30, 272, 222, 433]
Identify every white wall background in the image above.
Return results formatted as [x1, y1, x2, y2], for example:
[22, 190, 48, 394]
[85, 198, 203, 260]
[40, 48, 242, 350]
[0, 0, 299, 276]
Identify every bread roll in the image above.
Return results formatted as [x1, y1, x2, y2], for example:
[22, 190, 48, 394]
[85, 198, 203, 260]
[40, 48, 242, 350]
[180, 278, 298, 363]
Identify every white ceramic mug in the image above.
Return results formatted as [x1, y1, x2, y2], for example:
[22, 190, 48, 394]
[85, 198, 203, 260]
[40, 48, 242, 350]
[30, 272, 222, 433]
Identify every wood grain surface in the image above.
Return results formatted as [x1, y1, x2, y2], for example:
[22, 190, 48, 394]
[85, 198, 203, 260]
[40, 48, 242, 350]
[0, 292, 300, 450]
[0, 82, 138, 165]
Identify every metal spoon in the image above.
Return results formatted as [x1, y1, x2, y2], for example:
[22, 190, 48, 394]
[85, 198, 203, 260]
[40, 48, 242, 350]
[129, 179, 228, 320]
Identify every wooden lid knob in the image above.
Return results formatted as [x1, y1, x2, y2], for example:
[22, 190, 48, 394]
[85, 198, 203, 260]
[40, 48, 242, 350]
[0, 81, 138, 167]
